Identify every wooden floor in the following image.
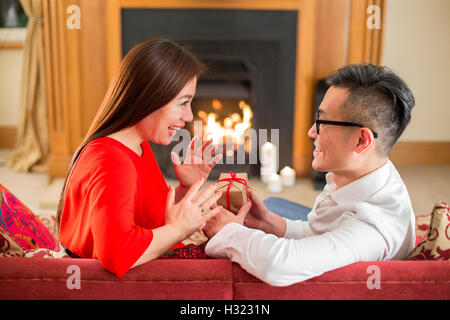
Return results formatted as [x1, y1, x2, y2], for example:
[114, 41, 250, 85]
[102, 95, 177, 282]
[1, 148, 448, 217]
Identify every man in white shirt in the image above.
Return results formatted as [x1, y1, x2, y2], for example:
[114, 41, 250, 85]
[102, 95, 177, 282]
[203, 63, 417, 286]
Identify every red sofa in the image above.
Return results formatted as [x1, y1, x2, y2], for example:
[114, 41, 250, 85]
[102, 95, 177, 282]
[0, 257, 449, 300]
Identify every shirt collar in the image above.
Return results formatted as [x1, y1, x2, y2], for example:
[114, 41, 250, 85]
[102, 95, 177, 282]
[325, 159, 391, 205]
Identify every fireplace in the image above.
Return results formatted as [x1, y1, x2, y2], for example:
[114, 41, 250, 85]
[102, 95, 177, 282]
[121, 9, 298, 179]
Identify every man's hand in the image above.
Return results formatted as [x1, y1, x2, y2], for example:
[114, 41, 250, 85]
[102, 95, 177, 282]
[244, 191, 271, 231]
[202, 201, 252, 238]
[245, 192, 286, 237]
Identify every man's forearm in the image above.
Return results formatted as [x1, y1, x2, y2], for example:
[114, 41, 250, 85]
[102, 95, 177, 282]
[262, 211, 287, 237]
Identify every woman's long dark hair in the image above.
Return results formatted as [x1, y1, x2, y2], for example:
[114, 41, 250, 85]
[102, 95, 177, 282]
[55, 38, 205, 235]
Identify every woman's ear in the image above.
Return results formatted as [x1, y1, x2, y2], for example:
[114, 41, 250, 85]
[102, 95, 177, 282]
[354, 128, 375, 154]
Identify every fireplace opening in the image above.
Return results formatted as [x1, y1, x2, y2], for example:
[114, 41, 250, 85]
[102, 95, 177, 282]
[193, 59, 253, 149]
[184, 58, 258, 179]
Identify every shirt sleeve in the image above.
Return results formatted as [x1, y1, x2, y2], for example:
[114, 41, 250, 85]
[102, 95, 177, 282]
[205, 215, 387, 287]
[87, 155, 153, 278]
[283, 218, 313, 239]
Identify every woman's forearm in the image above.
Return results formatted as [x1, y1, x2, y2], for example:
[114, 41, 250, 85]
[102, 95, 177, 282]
[131, 224, 184, 269]
[131, 181, 214, 269]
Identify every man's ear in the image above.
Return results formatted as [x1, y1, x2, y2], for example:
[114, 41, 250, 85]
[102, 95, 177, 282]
[354, 128, 375, 153]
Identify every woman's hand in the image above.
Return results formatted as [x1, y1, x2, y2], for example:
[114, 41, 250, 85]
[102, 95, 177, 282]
[132, 179, 222, 269]
[171, 136, 222, 189]
[165, 178, 223, 241]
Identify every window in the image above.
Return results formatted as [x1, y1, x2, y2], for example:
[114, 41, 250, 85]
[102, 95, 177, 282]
[0, 0, 28, 28]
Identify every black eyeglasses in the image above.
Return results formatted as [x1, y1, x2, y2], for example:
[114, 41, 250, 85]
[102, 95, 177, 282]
[314, 114, 378, 138]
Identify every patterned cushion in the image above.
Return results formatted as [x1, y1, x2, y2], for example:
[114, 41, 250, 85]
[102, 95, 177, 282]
[415, 213, 432, 239]
[0, 229, 24, 257]
[0, 185, 57, 251]
[408, 201, 450, 260]
[0, 229, 68, 258]
[35, 213, 57, 238]
[23, 247, 69, 259]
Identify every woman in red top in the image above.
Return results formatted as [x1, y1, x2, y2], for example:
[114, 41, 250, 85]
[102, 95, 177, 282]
[56, 38, 229, 278]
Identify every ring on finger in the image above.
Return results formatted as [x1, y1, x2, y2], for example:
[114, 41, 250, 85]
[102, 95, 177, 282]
[199, 204, 210, 216]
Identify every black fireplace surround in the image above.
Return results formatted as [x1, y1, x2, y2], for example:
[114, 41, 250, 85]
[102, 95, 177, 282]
[121, 9, 297, 179]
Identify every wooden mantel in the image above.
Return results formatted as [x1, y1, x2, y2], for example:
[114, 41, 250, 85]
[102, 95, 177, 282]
[43, 0, 385, 180]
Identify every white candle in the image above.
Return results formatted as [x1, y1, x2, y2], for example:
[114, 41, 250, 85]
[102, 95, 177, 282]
[280, 166, 296, 187]
[267, 173, 283, 193]
[261, 172, 271, 184]
[260, 142, 278, 183]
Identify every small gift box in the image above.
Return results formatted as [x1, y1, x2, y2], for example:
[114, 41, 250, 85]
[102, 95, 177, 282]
[216, 172, 251, 213]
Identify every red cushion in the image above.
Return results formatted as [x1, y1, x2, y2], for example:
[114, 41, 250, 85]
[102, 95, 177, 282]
[0, 258, 233, 300]
[0, 258, 448, 300]
[0, 185, 57, 251]
[232, 261, 450, 300]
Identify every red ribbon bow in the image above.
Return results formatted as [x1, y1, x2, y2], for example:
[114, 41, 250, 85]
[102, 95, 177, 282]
[217, 171, 252, 211]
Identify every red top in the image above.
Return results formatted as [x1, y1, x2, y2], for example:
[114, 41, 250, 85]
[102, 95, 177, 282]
[59, 137, 183, 278]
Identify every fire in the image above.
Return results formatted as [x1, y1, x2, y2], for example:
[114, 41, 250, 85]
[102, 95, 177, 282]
[212, 98, 222, 110]
[197, 100, 253, 152]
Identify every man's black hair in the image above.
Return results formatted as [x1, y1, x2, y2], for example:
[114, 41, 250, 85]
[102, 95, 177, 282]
[326, 63, 415, 155]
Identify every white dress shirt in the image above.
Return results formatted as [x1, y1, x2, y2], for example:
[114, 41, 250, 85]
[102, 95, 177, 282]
[205, 160, 416, 286]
